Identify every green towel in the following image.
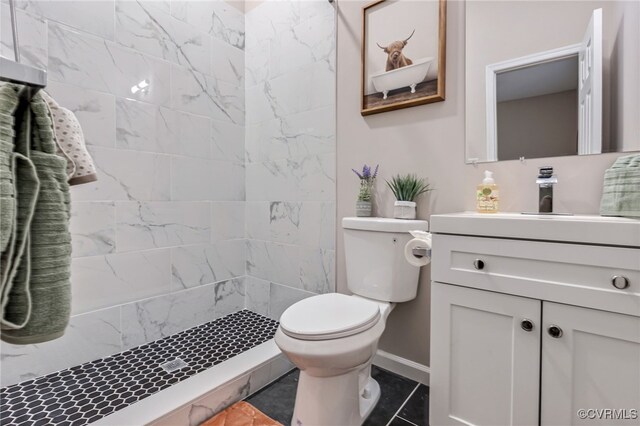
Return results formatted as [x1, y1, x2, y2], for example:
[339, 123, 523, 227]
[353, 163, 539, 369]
[0, 141, 15, 253]
[0, 84, 40, 332]
[0, 90, 18, 291]
[1, 84, 72, 344]
[600, 154, 640, 218]
[0, 86, 18, 256]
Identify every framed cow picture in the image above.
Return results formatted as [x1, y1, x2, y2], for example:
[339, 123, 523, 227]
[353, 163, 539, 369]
[361, 0, 446, 116]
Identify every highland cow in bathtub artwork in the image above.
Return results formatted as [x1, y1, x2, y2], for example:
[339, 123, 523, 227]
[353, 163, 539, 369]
[378, 29, 415, 71]
[361, 0, 447, 116]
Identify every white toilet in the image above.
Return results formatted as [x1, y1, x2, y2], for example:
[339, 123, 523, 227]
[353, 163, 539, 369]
[275, 217, 429, 426]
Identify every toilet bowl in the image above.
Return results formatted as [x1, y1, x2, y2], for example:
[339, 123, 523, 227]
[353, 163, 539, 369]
[275, 293, 394, 426]
[275, 217, 430, 426]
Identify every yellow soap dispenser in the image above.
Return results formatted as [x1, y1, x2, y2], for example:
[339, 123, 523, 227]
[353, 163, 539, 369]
[477, 170, 499, 213]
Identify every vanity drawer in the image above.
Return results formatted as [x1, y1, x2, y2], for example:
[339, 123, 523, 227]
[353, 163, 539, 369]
[432, 234, 640, 317]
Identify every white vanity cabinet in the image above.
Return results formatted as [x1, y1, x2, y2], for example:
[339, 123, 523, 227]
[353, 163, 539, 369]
[429, 213, 640, 426]
[430, 283, 542, 425]
[541, 302, 640, 425]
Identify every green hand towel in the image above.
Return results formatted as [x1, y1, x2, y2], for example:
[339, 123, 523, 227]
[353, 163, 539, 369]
[1, 86, 72, 344]
[0, 98, 18, 290]
[0, 86, 18, 257]
[0, 141, 15, 253]
[600, 154, 640, 218]
[0, 84, 40, 331]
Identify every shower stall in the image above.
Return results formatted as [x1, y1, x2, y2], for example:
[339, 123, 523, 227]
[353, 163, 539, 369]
[0, 0, 335, 423]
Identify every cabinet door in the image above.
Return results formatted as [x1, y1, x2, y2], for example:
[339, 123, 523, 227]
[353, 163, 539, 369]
[430, 283, 541, 426]
[541, 302, 640, 425]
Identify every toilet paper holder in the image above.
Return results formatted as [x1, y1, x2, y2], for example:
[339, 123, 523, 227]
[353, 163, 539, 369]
[405, 230, 432, 267]
[412, 247, 430, 258]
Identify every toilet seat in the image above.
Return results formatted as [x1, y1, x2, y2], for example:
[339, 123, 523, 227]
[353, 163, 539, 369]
[280, 293, 381, 341]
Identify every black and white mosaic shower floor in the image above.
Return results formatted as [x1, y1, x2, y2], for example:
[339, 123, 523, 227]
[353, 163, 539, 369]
[0, 310, 278, 426]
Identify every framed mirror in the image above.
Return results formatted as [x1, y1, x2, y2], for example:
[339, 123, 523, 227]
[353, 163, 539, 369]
[465, 1, 640, 164]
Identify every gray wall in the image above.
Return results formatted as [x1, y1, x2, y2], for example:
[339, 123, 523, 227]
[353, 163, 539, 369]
[336, 0, 636, 366]
[497, 90, 578, 161]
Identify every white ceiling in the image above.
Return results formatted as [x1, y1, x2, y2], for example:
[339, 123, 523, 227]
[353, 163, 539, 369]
[496, 55, 579, 102]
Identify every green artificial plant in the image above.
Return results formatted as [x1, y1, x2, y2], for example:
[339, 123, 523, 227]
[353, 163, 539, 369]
[386, 174, 431, 202]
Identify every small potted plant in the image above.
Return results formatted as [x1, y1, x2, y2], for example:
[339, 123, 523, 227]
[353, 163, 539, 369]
[352, 164, 379, 217]
[386, 174, 431, 219]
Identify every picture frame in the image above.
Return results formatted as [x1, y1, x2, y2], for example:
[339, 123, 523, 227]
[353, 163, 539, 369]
[361, 0, 447, 116]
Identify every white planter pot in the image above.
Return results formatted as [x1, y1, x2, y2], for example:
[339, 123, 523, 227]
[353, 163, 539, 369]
[356, 200, 372, 217]
[394, 201, 417, 219]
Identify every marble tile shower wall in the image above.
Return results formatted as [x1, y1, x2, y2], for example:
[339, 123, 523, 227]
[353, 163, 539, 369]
[0, 0, 247, 387]
[244, 0, 336, 320]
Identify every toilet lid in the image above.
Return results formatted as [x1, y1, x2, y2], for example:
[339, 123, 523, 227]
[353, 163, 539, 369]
[279, 293, 381, 341]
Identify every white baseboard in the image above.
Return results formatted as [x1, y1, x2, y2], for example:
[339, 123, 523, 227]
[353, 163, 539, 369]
[373, 349, 430, 385]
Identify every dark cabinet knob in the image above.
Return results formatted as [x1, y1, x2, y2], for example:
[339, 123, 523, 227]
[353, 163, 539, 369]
[548, 325, 563, 338]
[473, 259, 485, 270]
[521, 319, 534, 332]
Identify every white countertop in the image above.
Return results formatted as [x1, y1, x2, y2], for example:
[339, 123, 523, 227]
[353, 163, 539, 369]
[430, 212, 640, 247]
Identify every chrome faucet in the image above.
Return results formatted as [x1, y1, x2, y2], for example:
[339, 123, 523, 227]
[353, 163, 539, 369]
[536, 167, 557, 213]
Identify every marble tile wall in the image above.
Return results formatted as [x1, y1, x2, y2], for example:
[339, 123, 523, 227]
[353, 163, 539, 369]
[0, 0, 336, 388]
[244, 0, 337, 318]
[0, 0, 247, 387]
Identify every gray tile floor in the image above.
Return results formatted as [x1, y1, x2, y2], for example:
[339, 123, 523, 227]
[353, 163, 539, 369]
[246, 366, 429, 426]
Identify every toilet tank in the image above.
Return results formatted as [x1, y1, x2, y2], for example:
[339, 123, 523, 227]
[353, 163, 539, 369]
[342, 217, 429, 303]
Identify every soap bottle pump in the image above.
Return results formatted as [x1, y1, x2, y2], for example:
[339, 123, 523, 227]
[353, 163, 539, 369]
[477, 170, 499, 213]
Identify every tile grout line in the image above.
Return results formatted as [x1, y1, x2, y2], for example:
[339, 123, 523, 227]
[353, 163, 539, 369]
[396, 415, 420, 426]
[71, 276, 248, 319]
[385, 383, 421, 426]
